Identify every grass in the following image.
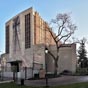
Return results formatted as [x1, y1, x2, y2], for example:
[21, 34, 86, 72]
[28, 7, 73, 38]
[53, 82, 88, 88]
[0, 82, 88, 88]
[0, 82, 34, 88]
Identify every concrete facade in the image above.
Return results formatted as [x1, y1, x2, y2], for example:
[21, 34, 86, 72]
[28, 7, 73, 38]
[46, 44, 77, 74]
[5, 7, 55, 67]
[4, 7, 77, 79]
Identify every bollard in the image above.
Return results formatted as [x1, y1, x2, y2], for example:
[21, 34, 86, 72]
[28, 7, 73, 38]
[21, 79, 24, 85]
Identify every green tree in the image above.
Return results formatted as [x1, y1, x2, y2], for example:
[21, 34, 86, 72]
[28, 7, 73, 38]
[78, 38, 88, 68]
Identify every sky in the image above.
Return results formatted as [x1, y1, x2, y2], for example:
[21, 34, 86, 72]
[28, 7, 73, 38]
[0, 0, 88, 54]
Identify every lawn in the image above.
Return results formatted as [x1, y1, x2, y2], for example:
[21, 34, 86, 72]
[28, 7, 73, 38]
[53, 82, 88, 88]
[0, 82, 33, 88]
[0, 82, 88, 88]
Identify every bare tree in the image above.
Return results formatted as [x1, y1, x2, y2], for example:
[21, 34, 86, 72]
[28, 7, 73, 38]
[46, 13, 77, 75]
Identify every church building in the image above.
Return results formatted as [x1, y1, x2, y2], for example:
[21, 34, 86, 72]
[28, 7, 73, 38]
[4, 7, 77, 79]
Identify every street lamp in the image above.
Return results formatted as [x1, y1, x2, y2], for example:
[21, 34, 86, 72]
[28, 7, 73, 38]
[0, 53, 1, 80]
[45, 47, 49, 87]
[0, 51, 2, 80]
[45, 48, 48, 54]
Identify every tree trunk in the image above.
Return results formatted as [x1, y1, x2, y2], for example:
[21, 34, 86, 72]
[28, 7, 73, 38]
[54, 59, 58, 76]
[54, 47, 59, 76]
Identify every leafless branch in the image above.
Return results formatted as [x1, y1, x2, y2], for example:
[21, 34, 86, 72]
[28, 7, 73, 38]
[63, 34, 72, 44]
[47, 28, 57, 43]
[57, 32, 72, 42]
[48, 50, 56, 60]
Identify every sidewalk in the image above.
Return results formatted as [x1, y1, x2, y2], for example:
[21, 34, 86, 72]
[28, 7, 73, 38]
[20, 76, 88, 87]
[2, 76, 88, 87]
[0, 80, 14, 84]
[0, 77, 14, 84]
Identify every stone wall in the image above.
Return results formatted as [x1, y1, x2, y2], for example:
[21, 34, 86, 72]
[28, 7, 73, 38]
[46, 44, 77, 74]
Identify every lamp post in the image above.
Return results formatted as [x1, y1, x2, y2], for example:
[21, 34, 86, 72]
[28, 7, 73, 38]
[45, 47, 49, 87]
[0, 52, 1, 80]
[0, 51, 3, 80]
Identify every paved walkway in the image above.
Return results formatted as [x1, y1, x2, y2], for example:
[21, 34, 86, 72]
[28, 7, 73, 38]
[0, 80, 14, 84]
[22, 76, 88, 86]
[0, 77, 14, 84]
[1, 76, 88, 86]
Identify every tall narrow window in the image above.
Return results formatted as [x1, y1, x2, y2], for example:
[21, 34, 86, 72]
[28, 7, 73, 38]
[25, 13, 31, 49]
[6, 25, 10, 53]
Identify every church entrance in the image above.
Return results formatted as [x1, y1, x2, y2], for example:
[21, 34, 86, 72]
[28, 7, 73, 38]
[9, 60, 22, 81]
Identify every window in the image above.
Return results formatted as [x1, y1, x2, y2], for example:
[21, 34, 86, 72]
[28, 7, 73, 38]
[6, 25, 10, 53]
[25, 13, 31, 49]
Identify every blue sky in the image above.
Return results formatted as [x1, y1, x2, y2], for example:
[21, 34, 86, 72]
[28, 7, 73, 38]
[0, 0, 88, 53]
